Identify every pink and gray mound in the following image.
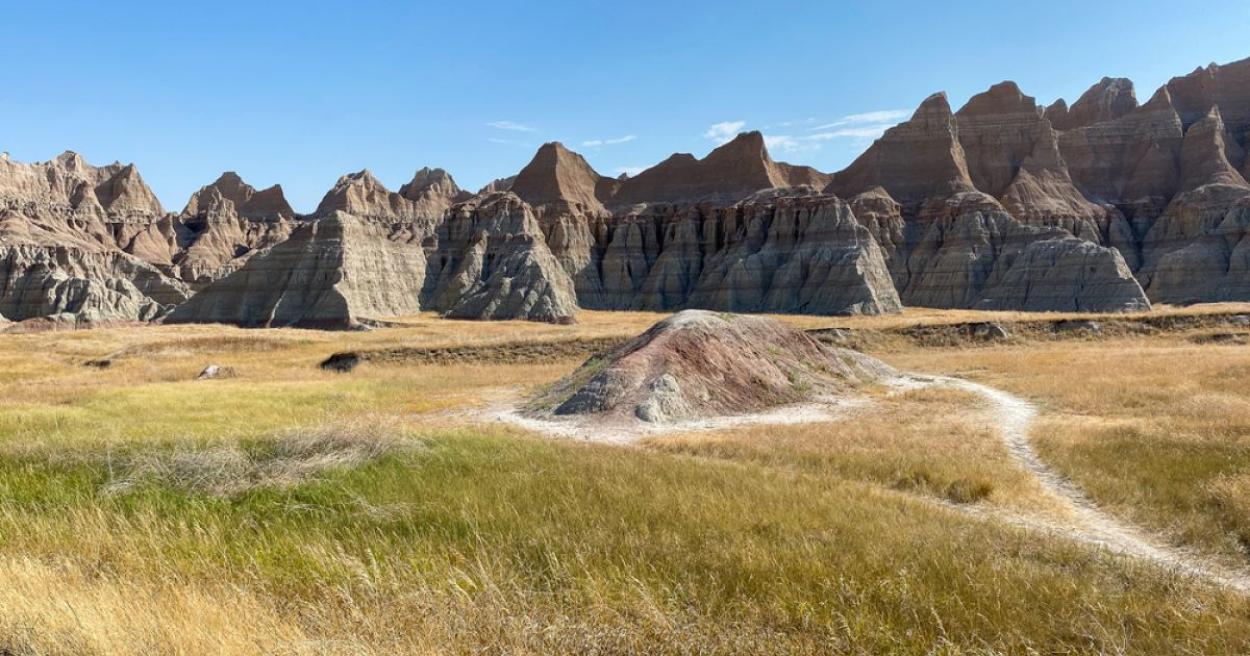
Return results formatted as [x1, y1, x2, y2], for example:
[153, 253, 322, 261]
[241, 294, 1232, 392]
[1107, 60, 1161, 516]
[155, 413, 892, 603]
[539, 310, 893, 424]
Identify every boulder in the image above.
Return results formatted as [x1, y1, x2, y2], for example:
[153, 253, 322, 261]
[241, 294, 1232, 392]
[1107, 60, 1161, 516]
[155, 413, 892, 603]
[196, 364, 236, 380]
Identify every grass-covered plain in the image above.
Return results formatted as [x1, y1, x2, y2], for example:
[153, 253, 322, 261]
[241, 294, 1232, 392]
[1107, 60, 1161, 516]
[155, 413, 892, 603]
[2, 309, 1250, 654]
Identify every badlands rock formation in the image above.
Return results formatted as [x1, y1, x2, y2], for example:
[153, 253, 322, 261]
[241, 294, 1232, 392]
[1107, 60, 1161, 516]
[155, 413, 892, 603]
[10, 54, 1250, 326]
[511, 133, 901, 316]
[426, 192, 578, 322]
[609, 132, 831, 207]
[169, 172, 297, 285]
[166, 212, 427, 329]
[0, 152, 191, 322]
[169, 185, 577, 328]
[539, 310, 891, 423]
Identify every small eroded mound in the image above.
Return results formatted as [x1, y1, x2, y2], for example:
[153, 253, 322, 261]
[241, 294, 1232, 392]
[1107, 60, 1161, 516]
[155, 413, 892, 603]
[532, 310, 893, 424]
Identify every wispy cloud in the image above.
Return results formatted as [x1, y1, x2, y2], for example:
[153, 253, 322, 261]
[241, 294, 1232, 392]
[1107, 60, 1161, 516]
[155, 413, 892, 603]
[764, 117, 817, 130]
[614, 165, 648, 177]
[487, 137, 534, 147]
[581, 135, 638, 148]
[704, 120, 746, 145]
[486, 120, 538, 133]
[807, 125, 893, 141]
[809, 109, 910, 131]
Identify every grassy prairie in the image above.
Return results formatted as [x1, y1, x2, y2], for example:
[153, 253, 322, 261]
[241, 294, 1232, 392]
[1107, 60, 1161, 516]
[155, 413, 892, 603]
[0, 308, 1249, 653]
[890, 329, 1250, 566]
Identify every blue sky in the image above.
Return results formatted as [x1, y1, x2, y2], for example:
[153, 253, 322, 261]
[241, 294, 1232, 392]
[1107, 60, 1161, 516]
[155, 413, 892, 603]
[3, 0, 1248, 212]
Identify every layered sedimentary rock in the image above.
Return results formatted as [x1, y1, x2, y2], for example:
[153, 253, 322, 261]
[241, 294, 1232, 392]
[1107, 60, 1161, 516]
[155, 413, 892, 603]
[1047, 78, 1138, 131]
[828, 93, 975, 204]
[169, 181, 577, 328]
[511, 143, 618, 214]
[610, 132, 831, 207]
[166, 212, 428, 329]
[538, 310, 892, 424]
[579, 195, 901, 315]
[426, 192, 578, 322]
[0, 152, 191, 322]
[504, 136, 900, 317]
[14, 54, 1250, 326]
[166, 173, 298, 285]
[897, 193, 1148, 311]
[398, 167, 473, 217]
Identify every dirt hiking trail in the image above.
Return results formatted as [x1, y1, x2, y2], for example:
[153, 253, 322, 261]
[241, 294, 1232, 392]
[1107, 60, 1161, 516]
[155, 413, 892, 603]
[913, 374, 1250, 595]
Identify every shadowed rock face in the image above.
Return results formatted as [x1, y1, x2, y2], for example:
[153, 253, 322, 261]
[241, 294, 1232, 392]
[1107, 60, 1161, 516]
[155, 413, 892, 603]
[538, 310, 892, 424]
[426, 193, 579, 323]
[170, 172, 299, 285]
[580, 195, 901, 316]
[893, 193, 1148, 312]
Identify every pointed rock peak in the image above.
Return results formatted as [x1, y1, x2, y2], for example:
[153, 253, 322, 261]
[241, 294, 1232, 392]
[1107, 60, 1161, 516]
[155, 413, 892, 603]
[344, 169, 380, 185]
[96, 162, 162, 215]
[477, 175, 516, 195]
[54, 150, 88, 171]
[213, 171, 245, 187]
[1195, 105, 1227, 129]
[705, 131, 772, 163]
[958, 81, 1037, 116]
[1142, 85, 1177, 112]
[662, 153, 699, 165]
[398, 166, 466, 215]
[1053, 77, 1138, 130]
[243, 185, 295, 220]
[914, 92, 954, 118]
[511, 141, 611, 211]
[1180, 104, 1248, 192]
[401, 166, 460, 196]
[828, 91, 972, 204]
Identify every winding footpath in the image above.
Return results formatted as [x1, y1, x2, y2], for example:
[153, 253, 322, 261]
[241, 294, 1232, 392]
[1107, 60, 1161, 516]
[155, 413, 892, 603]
[916, 374, 1250, 594]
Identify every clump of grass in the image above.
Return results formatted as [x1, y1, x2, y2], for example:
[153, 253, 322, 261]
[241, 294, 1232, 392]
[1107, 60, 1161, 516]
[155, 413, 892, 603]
[101, 418, 411, 497]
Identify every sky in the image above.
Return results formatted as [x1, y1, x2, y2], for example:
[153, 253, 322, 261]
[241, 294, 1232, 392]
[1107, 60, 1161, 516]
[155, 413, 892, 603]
[2, 0, 1249, 213]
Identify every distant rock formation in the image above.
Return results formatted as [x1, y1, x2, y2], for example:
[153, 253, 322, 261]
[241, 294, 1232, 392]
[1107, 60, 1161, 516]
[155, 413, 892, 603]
[426, 192, 578, 322]
[0, 152, 191, 322]
[1047, 77, 1138, 131]
[168, 172, 298, 285]
[829, 93, 976, 205]
[578, 195, 901, 315]
[16, 54, 1250, 327]
[166, 212, 427, 329]
[609, 132, 831, 207]
[168, 190, 576, 328]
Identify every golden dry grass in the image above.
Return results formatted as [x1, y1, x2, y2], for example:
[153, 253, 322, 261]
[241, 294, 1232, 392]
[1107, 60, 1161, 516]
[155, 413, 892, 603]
[886, 327, 1250, 566]
[1, 307, 1250, 653]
